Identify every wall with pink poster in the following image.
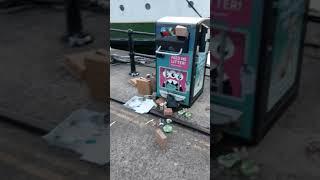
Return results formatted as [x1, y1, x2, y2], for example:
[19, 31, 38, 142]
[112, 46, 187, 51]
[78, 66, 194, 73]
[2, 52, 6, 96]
[212, 29, 246, 98]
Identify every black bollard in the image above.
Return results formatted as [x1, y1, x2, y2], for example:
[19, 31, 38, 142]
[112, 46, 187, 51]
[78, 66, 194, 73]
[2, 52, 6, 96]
[128, 29, 139, 76]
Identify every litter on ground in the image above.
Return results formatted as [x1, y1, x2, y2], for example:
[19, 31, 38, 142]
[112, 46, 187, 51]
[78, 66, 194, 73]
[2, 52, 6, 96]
[124, 96, 156, 114]
[43, 109, 108, 165]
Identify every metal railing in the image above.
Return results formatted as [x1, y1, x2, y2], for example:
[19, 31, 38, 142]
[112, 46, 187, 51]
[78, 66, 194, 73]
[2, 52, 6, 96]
[110, 28, 156, 76]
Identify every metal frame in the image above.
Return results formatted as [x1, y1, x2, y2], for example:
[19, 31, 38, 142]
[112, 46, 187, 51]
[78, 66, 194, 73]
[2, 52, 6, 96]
[110, 28, 156, 76]
[251, 0, 310, 143]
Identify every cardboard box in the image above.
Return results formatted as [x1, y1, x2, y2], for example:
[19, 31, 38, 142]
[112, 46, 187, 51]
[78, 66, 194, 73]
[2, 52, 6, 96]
[155, 128, 167, 150]
[136, 77, 153, 96]
[84, 53, 110, 101]
[156, 97, 166, 106]
[146, 74, 156, 92]
[175, 25, 189, 37]
[64, 51, 94, 80]
[164, 108, 173, 117]
[128, 77, 140, 87]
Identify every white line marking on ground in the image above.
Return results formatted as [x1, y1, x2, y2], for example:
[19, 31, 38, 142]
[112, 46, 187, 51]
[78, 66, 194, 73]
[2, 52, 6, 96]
[145, 119, 154, 125]
[110, 121, 117, 127]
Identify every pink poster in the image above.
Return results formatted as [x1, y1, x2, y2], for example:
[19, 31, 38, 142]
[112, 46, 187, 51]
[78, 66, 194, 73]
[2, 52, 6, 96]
[159, 67, 187, 93]
[211, 0, 252, 27]
[170, 55, 189, 70]
[212, 30, 246, 97]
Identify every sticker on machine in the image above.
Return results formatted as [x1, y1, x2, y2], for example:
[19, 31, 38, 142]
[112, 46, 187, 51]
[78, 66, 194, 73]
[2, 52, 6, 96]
[170, 55, 189, 70]
[212, 30, 255, 98]
[211, 0, 252, 27]
[159, 67, 188, 93]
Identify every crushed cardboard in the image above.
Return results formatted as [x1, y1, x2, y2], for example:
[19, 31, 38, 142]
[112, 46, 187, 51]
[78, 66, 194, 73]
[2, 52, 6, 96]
[64, 51, 95, 80]
[64, 49, 110, 101]
[155, 128, 167, 150]
[84, 53, 109, 101]
[164, 107, 173, 117]
[156, 97, 166, 106]
[128, 77, 140, 87]
[136, 77, 153, 96]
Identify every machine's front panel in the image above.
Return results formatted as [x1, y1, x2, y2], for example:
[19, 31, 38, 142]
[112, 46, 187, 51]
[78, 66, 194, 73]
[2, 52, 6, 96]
[155, 22, 197, 106]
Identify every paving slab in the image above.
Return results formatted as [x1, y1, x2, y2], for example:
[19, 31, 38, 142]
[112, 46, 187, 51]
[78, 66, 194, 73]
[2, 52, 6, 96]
[110, 101, 210, 180]
[0, 8, 106, 130]
[0, 120, 107, 180]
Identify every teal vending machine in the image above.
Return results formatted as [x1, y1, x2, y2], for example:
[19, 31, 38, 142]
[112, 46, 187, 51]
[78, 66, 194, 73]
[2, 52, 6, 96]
[211, 0, 309, 143]
[155, 17, 210, 107]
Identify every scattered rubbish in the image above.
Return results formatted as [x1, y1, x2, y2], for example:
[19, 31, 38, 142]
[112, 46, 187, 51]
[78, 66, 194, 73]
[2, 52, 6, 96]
[84, 53, 109, 101]
[234, 147, 249, 160]
[217, 147, 260, 178]
[64, 51, 91, 80]
[166, 119, 173, 124]
[163, 124, 173, 133]
[124, 96, 156, 114]
[145, 119, 155, 125]
[178, 109, 187, 116]
[185, 112, 192, 118]
[159, 102, 167, 111]
[145, 73, 156, 92]
[155, 128, 167, 150]
[155, 97, 166, 106]
[136, 77, 153, 95]
[305, 140, 320, 162]
[144, 95, 155, 99]
[175, 25, 189, 37]
[43, 109, 108, 165]
[306, 140, 320, 154]
[159, 118, 166, 127]
[110, 121, 117, 127]
[164, 107, 173, 116]
[128, 77, 140, 87]
[240, 160, 260, 177]
[177, 108, 192, 118]
[166, 94, 179, 108]
[217, 153, 241, 168]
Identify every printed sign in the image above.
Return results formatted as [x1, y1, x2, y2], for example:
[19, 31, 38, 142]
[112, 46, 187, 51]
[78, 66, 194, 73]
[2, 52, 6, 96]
[212, 30, 247, 98]
[170, 55, 189, 70]
[193, 53, 207, 97]
[159, 67, 187, 93]
[211, 0, 252, 27]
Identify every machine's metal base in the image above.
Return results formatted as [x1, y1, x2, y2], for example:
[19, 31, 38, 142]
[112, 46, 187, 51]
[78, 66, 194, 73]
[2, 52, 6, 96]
[212, 104, 242, 126]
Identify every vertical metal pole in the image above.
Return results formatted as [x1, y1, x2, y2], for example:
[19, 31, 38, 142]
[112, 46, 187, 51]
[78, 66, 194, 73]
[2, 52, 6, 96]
[128, 29, 139, 76]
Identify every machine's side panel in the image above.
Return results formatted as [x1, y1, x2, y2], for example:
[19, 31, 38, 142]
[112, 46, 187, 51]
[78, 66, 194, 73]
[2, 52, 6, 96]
[266, 0, 306, 111]
[192, 21, 210, 100]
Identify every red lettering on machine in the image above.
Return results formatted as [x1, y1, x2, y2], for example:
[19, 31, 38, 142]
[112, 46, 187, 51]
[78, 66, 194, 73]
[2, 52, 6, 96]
[170, 56, 189, 70]
[212, 0, 252, 27]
